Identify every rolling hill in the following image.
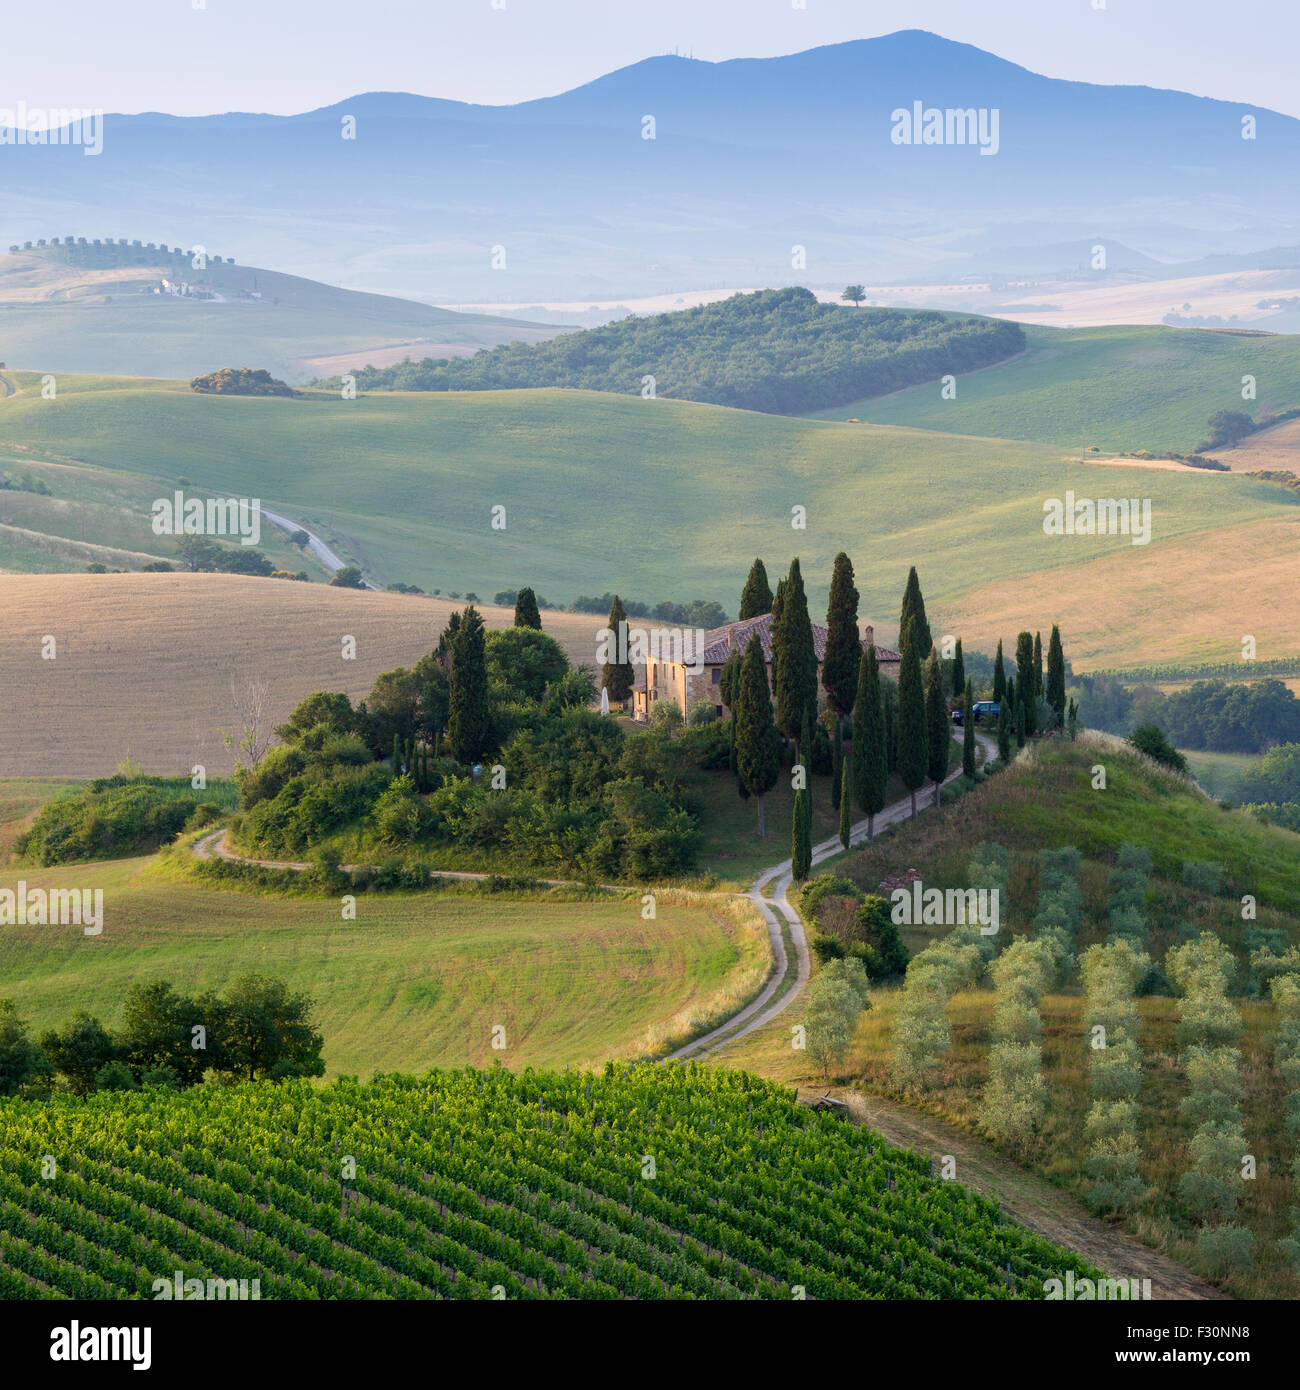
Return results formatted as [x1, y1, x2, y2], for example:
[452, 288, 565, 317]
[4, 31, 1298, 301]
[0, 1065, 1102, 1299]
[0, 244, 560, 381]
[0, 371, 1294, 671]
[717, 734, 1300, 1299]
[804, 322, 1300, 455]
[0, 850, 754, 1075]
[0, 573, 607, 776]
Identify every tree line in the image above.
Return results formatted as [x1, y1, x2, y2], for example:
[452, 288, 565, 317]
[0, 975, 324, 1100]
[722, 554, 1069, 861]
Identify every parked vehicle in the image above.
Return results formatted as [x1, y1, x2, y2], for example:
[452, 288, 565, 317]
[953, 700, 1000, 726]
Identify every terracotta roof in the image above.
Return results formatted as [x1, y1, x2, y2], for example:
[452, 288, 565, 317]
[696, 612, 900, 666]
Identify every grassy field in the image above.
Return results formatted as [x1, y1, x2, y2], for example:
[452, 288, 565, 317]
[0, 851, 759, 1077]
[0, 573, 607, 776]
[0, 249, 559, 382]
[713, 736, 1300, 1298]
[1, 373, 1293, 634]
[805, 323, 1300, 455]
[687, 738, 961, 887]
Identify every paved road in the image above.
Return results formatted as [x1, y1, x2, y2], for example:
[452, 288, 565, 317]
[260, 505, 382, 590]
[0, 372, 15, 399]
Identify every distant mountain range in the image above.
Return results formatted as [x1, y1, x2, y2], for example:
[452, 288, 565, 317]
[2, 29, 1299, 302]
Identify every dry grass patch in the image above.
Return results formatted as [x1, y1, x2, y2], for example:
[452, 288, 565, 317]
[944, 514, 1300, 669]
[0, 572, 606, 776]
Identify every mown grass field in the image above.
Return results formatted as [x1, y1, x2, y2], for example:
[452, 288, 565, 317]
[805, 322, 1300, 455]
[0, 573, 607, 776]
[715, 737, 1300, 1298]
[0, 851, 757, 1077]
[2, 374, 1293, 637]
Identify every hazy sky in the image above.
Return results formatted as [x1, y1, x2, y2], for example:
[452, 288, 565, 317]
[4, 0, 1298, 119]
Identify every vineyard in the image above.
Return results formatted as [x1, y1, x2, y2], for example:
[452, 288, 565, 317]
[0, 1065, 1101, 1299]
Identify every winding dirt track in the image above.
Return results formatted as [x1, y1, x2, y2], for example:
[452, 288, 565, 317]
[668, 731, 997, 1060]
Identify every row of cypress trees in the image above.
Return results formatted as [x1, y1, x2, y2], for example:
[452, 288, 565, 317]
[729, 559, 975, 854]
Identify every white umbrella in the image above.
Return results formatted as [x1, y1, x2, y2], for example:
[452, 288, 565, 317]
[600, 686, 610, 715]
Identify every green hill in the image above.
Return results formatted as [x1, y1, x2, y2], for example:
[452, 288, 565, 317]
[0, 244, 559, 383]
[323, 288, 1027, 416]
[805, 323, 1300, 454]
[0, 1064, 1101, 1299]
[1, 375, 1293, 641]
[0, 852, 752, 1076]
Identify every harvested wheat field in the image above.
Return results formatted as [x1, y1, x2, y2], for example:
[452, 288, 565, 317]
[1219, 415, 1300, 472]
[943, 513, 1300, 670]
[3, 572, 606, 776]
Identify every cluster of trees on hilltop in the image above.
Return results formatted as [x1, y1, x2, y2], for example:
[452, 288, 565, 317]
[190, 367, 295, 397]
[317, 288, 1026, 416]
[6, 236, 235, 266]
[0, 976, 322, 1099]
[230, 601, 718, 879]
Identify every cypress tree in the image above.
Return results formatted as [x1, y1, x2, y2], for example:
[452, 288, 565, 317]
[792, 785, 812, 883]
[896, 618, 927, 818]
[513, 587, 542, 630]
[392, 731, 401, 770]
[448, 606, 491, 763]
[770, 577, 787, 693]
[718, 647, 743, 712]
[925, 648, 949, 807]
[884, 693, 897, 774]
[839, 754, 853, 850]
[822, 552, 860, 720]
[962, 678, 977, 778]
[601, 595, 635, 708]
[1047, 624, 1066, 728]
[899, 567, 932, 662]
[734, 636, 780, 837]
[997, 694, 1012, 764]
[739, 559, 774, 620]
[1015, 631, 1036, 736]
[951, 638, 965, 700]
[830, 717, 842, 810]
[993, 639, 1006, 705]
[1018, 682, 1031, 748]
[1033, 631, 1044, 699]
[775, 559, 817, 751]
[853, 645, 888, 839]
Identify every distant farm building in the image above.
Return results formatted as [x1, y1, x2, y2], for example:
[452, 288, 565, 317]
[632, 611, 900, 722]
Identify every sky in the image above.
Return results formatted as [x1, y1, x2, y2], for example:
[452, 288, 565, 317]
[3, 0, 1298, 119]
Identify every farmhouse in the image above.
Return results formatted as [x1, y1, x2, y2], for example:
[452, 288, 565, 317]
[632, 611, 900, 722]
